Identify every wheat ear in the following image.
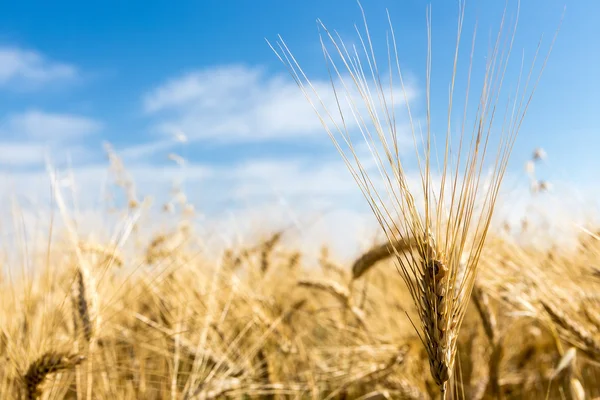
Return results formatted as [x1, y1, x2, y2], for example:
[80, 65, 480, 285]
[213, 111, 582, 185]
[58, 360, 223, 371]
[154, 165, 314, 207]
[72, 268, 94, 343]
[542, 300, 600, 359]
[270, 0, 559, 395]
[352, 238, 416, 280]
[23, 352, 85, 400]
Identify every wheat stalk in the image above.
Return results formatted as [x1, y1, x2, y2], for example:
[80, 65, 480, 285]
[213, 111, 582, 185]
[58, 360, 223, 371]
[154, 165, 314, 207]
[298, 278, 367, 328]
[472, 284, 504, 399]
[324, 347, 408, 400]
[270, 1, 558, 395]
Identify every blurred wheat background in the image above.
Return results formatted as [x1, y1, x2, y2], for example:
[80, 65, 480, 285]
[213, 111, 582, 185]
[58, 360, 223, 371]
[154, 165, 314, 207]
[2, 147, 599, 400]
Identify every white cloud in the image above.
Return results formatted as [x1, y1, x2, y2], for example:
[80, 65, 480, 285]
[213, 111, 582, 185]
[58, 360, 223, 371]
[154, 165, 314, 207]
[221, 157, 361, 202]
[0, 47, 77, 88]
[142, 64, 418, 148]
[118, 139, 179, 162]
[0, 110, 102, 167]
[2, 110, 101, 140]
[144, 65, 262, 113]
[0, 142, 93, 167]
[0, 142, 47, 166]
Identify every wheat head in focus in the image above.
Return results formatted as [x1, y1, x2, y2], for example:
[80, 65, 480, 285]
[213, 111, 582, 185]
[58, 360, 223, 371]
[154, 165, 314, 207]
[270, 1, 558, 395]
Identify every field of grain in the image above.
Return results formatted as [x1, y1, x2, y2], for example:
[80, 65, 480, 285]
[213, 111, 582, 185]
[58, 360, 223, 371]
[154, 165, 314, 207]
[1, 2, 597, 400]
[1, 169, 598, 400]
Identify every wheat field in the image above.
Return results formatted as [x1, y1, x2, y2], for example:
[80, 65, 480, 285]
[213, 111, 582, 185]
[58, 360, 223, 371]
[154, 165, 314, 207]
[1, 1, 598, 400]
[1, 169, 598, 400]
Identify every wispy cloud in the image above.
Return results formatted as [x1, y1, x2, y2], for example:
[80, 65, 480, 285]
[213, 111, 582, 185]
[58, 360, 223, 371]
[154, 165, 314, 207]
[143, 65, 262, 113]
[141, 64, 418, 152]
[118, 138, 180, 162]
[0, 142, 48, 167]
[0, 141, 93, 167]
[0, 110, 102, 167]
[0, 46, 77, 89]
[0, 155, 362, 212]
[2, 110, 101, 140]
[0, 47, 91, 167]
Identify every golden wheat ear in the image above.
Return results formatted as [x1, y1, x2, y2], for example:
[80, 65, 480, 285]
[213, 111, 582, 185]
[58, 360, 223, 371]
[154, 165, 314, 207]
[269, 0, 559, 396]
[23, 352, 85, 400]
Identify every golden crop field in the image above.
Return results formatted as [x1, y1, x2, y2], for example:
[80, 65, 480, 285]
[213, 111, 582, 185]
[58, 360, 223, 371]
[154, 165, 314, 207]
[0, 2, 597, 400]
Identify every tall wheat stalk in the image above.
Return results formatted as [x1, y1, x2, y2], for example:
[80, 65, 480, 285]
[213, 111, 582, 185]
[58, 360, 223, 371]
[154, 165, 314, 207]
[270, 1, 558, 396]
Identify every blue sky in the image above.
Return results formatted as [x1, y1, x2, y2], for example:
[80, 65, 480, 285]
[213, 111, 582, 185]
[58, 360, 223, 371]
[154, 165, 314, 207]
[0, 0, 597, 255]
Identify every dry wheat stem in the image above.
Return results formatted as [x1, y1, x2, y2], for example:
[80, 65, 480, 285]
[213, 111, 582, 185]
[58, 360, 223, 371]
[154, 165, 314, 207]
[472, 284, 504, 398]
[133, 312, 245, 377]
[386, 377, 429, 400]
[297, 278, 367, 328]
[298, 278, 351, 307]
[324, 347, 408, 400]
[472, 285, 498, 345]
